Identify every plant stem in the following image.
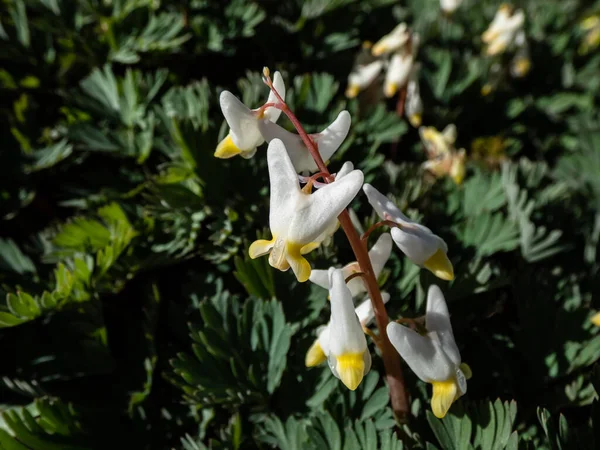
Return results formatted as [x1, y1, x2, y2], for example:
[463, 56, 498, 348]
[264, 74, 410, 423]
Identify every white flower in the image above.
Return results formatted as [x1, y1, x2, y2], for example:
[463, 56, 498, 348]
[440, 0, 463, 14]
[305, 292, 390, 367]
[346, 60, 384, 98]
[327, 268, 371, 390]
[384, 52, 414, 98]
[362, 184, 454, 281]
[215, 71, 286, 159]
[308, 233, 393, 298]
[258, 111, 351, 173]
[482, 6, 525, 56]
[387, 285, 471, 418]
[405, 66, 423, 127]
[372, 23, 410, 56]
[249, 140, 364, 282]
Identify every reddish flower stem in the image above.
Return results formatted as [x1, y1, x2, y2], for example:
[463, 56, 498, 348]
[264, 72, 410, 423]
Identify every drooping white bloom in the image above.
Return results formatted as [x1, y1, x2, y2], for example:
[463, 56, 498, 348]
[405, 66, 423, 127]
[362, 184, 454, 280]
[482, 5, 526, 56]
[309, 233, 393, 298]
[249, 140, 364, 282]
[384, 52, 414, 98]
[305, 292, 390, 367]
[326, 268, 371, 390]
[346, 60, 385, 98]
[215, 71, 286, 159]
[387, 285, 471, 418]
[258, 111, 351, 173]
[372, 23, 410, 56]
[440, 0, 463, 14]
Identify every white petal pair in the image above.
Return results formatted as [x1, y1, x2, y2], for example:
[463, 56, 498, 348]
[306, 268, 383, 390]
[372, 23, 410, 56]
[309, 233, 393, 298]
[346, 60, 384, 98]
[258, 111, 351, 173]
[482, 6, 525, 56]
[363, 184, 454, 280]
[405, 66, 423, 127]
[249, 140, 364, 282]
[215, 72, 286, 159]
[387, 285, 471, 418]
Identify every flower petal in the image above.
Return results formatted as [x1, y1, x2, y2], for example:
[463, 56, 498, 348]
[328, 269, 367, 356]
[249, 238, 275, 259]
[264, 71, 286, 122]
[369, 233, 393, 279]
[266, 139, 301, 235]
[431, 379, 459, 418]
[313, 111, 351, 163]
[336, 161, 354, 179]
[305, 339, 327, 367]
[215, 134, 243, 159]
[372, 23, 409, 56]
[387, 321, 455, 382]
[384, 53, 413, 98]
[391, 226, 439, 266]
[355, 292, 390, 326]
[220, 91, 262, 151]
[362, 183, 410, 224]
[423, 247, 454, 280]
[289, 170, 363, 244]
[426, 285, 461, 366]
[258, 120, 316, 173]
[309, 269, 331, 290]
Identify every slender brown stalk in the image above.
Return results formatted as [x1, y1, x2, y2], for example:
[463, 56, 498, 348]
[263, 70, 410, 423]
[361, 220, 401, 244]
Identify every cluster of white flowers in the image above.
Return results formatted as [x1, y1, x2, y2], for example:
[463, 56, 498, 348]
[345, 23, 423, 127]
[214, 70, 469, 417]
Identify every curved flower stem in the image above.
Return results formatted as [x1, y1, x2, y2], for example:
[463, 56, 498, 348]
[263, 70, 410, 423]
[361, 220, 401, 245]
[345, 271, 367, 284]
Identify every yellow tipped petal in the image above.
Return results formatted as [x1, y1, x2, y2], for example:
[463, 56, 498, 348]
[249, 238, 275, 259]
[300, 242, 320, 255]
[460, 363, 473, 379]
[345, 84, 360, 99]
[371, 44, 387, 56]
[423, 248, 454, 281]
[384, 82, 398, 98]
[286, 241, 312, 282]
[591, 312, 600, 327]
[305, 340, 327, 367]
[268, 238, 290, 272]
[409, 113, 422, 127]
[215, 134, 243, 159]
[431, 379, 458, 418]
[450, 154, 466, 185]
[513, 58, 531, 77]
[336, 353, 365, 391]
[362, 41, 373, 49]
[580, 16, 600, 30]
[263, 66, 270, 78]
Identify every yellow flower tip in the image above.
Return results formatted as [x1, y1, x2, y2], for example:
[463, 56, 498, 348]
[286, 241, 312, 282]
[423, 248, 454, 281]
[362, 40, 373, 49]
[371, 44, 386, 56]
[336, 353, 365, 391]
[460, 363, 473, 380]
[249, 238, 274, 259]
[215, 134, 242, 159]
[513, 58, 531, 77]
[384, 82, 398, 98]
[305, 341, 327, 367]
[581, 16, 600, 30]
[409, 113, 422, 127]
[301, 183, 313, 195]
[591, 312, 600, 327]
[300, 241, 320, 255]
[481, 84, 493, 96]
[345, 84, 360, 99]
[262, 66, 270, 78]
[431, 379, 458, 419]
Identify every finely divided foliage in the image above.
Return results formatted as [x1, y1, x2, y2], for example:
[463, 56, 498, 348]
[1, 0, 599, 449]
